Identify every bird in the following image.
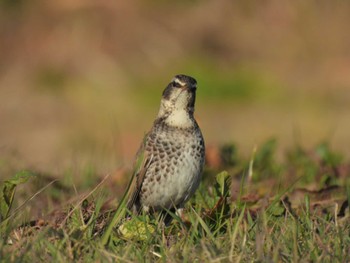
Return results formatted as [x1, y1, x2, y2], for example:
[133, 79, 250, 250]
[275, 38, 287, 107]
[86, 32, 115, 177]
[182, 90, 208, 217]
[126, 74, 205, 223]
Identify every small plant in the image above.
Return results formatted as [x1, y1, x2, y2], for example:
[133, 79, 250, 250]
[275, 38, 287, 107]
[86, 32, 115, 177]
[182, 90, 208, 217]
[0, 171, 36, 232]
[0, 140, 349, 262]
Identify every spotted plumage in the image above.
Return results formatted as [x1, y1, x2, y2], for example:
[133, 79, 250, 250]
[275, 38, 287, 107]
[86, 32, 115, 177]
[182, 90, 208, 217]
[127, 74, 205, 219]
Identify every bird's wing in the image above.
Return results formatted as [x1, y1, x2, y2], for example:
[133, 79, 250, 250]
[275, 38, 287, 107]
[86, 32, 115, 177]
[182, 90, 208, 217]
[126, 136, 153, 214]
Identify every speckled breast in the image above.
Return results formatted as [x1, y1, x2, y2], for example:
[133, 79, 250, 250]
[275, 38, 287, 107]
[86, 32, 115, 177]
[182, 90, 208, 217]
[140, 123, 205, 211]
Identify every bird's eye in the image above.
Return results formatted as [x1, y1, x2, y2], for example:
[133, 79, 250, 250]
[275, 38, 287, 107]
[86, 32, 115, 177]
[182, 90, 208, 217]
[172, 81, 182, 88]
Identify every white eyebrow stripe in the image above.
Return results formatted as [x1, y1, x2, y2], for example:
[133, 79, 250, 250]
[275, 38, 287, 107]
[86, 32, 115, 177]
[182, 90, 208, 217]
[172, 78, 186, 86]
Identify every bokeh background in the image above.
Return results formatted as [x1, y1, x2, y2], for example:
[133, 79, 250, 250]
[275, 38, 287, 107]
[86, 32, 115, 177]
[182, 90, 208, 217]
[1, 0, 350, 177]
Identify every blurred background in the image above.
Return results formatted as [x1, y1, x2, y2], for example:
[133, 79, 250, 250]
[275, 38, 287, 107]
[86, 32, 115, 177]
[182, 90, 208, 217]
[1, 0, 350, 178]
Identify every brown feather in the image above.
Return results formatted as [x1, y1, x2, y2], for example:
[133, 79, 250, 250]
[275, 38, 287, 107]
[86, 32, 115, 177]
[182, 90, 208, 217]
[126, 139, 153, 214]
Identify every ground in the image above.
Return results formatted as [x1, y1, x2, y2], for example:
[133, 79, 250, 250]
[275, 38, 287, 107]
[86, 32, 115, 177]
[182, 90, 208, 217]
[1, 140, 349, 262]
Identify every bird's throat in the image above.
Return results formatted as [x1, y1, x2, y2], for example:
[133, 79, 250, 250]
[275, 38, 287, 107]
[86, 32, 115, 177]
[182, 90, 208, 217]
[164, 109, 194, 128]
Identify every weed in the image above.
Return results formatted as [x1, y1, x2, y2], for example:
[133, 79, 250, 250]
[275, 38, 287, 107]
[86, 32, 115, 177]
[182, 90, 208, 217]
[0, 141, 349, 262]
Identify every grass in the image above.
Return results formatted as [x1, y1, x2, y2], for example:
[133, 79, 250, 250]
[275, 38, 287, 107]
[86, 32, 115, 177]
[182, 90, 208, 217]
[0, 140, 349, 262]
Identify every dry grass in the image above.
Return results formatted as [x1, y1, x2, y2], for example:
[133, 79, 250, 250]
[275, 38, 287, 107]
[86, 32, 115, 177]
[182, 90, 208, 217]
[1, 141, 349, 262]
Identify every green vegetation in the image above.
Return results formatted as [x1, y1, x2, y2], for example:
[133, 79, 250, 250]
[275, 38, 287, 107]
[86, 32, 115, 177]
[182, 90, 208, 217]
[1, 2, 349, 261]
[1, 140, 349, 262]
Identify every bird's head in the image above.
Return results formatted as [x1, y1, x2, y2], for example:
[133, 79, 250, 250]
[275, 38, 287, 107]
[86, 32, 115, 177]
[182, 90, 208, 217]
[157, 74, 198, 128]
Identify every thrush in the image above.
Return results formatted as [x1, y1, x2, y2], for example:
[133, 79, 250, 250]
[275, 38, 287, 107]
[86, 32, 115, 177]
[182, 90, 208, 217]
[126, 74, 205, 221]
